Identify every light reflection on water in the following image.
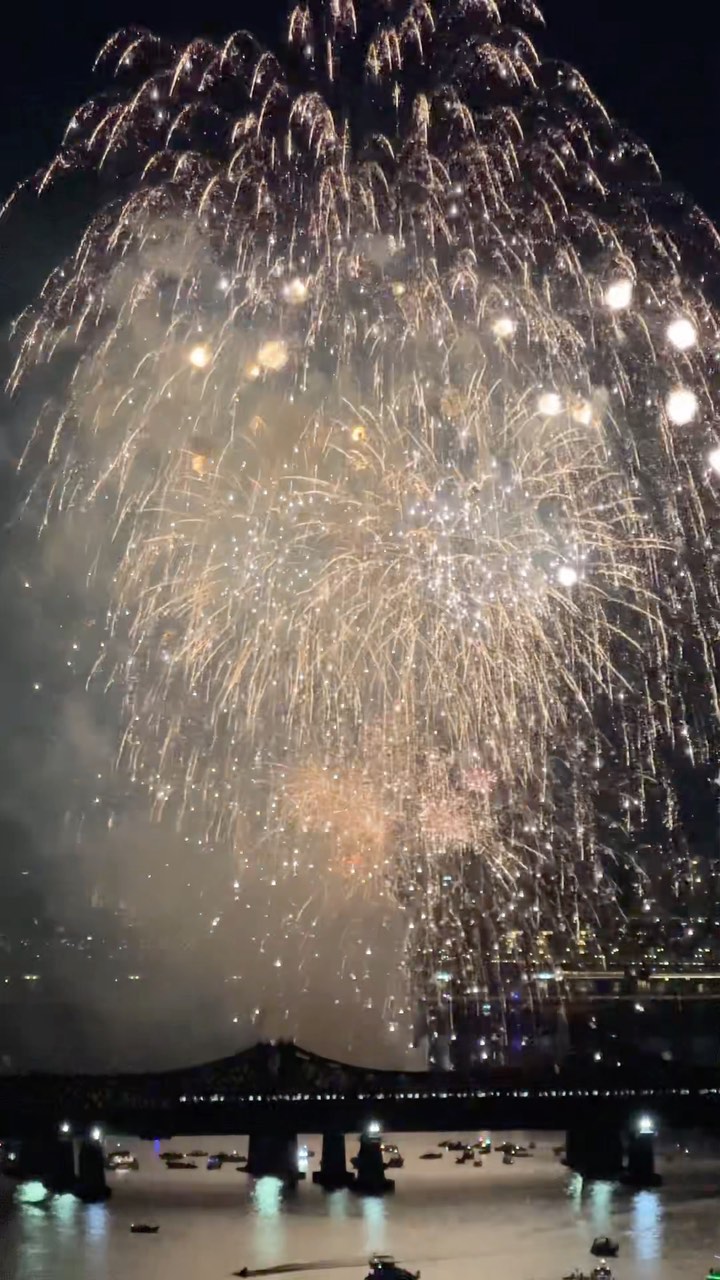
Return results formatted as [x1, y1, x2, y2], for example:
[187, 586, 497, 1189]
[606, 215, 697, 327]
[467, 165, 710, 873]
[1, 1131, 718, 1280]
[361, 1189, 387, 1256]
[252, 1176, 287, 1266]
[631, 1190, 662, 1262]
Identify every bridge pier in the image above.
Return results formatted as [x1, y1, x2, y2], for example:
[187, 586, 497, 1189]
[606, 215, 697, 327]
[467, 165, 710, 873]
[246, 1134, 301, 1186]
[351, 1136, 395, 1196]
[623, 1132, 662, 1188]
[75, 1140, 111, 1202]
[565, 1123, 623, 1180]
[312, 1132, 352, 1190]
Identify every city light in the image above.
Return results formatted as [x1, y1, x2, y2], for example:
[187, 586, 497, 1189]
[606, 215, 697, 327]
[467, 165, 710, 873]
[59, 1121, 71, 1135]
[635, 1114, 657, 1136]
[90, 1126, 103, 1143]
[365, 1120, 381, 1136]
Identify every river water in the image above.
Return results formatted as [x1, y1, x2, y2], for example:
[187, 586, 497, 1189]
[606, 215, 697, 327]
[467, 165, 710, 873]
[1, 1131, 718, 1280]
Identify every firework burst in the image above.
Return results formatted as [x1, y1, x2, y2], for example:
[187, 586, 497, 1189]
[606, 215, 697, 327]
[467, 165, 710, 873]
[9, 0, 720, 1036]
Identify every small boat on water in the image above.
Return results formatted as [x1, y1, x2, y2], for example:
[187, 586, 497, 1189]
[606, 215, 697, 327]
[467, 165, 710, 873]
[130, 1224, 159, 1234]
[166, 1160, 197, 1170]
[591, 1238, 619, 1259]
[591, 1266, 613, 1280]
[419, 1152, 442, 1160]
[366, 1255, 420, 1280]
[106, 1150, 139, 1171]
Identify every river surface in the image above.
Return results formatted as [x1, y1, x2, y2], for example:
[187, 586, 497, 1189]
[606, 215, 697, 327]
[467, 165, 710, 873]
[1, 1131, 719, 1280]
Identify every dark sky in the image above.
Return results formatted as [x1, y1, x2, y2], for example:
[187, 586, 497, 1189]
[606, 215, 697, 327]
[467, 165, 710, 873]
[0, 0, 719, 216]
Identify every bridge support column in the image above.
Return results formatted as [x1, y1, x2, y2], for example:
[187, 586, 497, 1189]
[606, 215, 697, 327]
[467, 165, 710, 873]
[76, 1141, 111, 1202]
[565, 1124, 623, 1180]
[623, 1133, 662, 1188]
[351, 1136, 394, 1196]
[313, 1133, 351, 1190]
[246, 1134, 300, 1186]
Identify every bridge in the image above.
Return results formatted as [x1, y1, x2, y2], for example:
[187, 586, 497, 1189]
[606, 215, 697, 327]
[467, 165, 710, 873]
[2, 1040, 720, 1199]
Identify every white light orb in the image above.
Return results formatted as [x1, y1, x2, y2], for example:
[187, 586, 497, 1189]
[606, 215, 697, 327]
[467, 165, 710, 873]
[492, 315, 516, 339]
[708, 447, 720, 475]
[537, 391, 563, 417]
[282, 277, 308, 305]
[188, 343, 212, 369]
[666, 316, 697, 352]
[557, 565, 578, 588]
[666, 386, 698, 426]
[90, 1126, 103, 1143]
[604, 277, 634, 311]
[257, 339, 289, 372]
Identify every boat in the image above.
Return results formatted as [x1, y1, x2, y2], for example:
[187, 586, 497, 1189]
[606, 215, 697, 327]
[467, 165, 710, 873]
[591, 1266, 613, 1280]
[130, 1224, 159, 1234]
[207, 1156, 222, 1170]
[366, 1255, 420, 1280]
[106, 1150, 139, 1171]
[591, 1238, 619, 1259]
[187, 1150, 208, 1158]
[166, 1160, 197, 1169]
[562, 1270, 589, 1280]
[419, 1151, 442, 1160]
[502, 1154, 514, 1166]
